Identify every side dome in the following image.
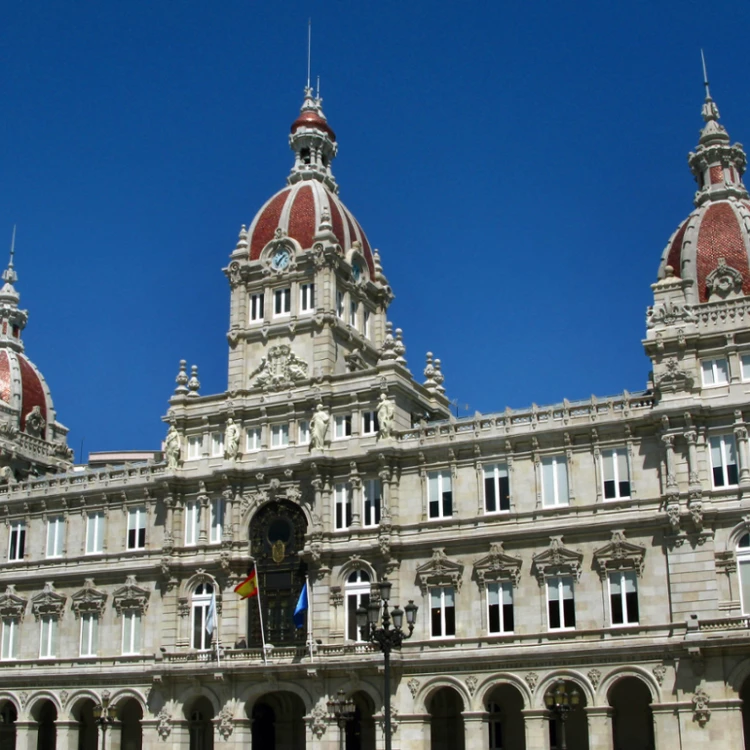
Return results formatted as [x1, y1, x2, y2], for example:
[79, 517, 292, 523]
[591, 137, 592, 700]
[0, 349, 55, 437]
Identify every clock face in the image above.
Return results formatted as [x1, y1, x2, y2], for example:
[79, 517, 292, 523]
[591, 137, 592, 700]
[352, 262, 362, 282]
[271, 248, 291, 271]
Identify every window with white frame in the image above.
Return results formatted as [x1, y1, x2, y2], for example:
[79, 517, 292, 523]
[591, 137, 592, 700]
[334, 415, 352, 439]
[710, 434, 739, 488]
[428, 470, 453, 519]
[742, 354, 750, 381]
[363, 478, 381, 527]
[79, 613, 98, 656]
[46, 516, 64, 558]
[487, 702, 503, 750]
[249, 293, 265, 322]
[127, 507, 147, 550]
[1, 618, 17, 661]
[363, 308, 371, 339]
[184, 501, 200, 546]
[345, 570, 371, 641]
[609, 570, 639, 626]
[602, 448, 631, 500]
[191, 583, 214, 651]
[542, 456, 569, 507]
[701, 357, 729, 386]
[210, 498, 224, 544]
[246, 427, 262, 452]
[39, 615, 57, 658]
[484, 463, 510, 513]
[300, 283, 315, 313]
[122, 611, 141, 655]
[336, 289, 345, 319]
[298, 420, 310, 446]
[547, 576, 575, 630]
[85, 512, 105, 554]
[430, 587, 456, 638]
[362, 411, 379, 436]
[335, 483, 352, 530]
[8, 521, 25, 562]
[270, 423, 289, 448]
[273, 287, 291, 317]
[211, 432, 224, 457]
[187, 435, 202, 460]
[737, 534, 750, 615]
[487, 581, 514, 634]
[349, 300, 358, 327]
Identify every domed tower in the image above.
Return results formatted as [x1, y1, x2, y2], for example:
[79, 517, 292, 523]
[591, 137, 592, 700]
[646, 78, 750, 406]
[0, 242, 72, 479]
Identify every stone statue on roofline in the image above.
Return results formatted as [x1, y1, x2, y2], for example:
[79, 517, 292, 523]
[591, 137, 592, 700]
[377, 393, 395, 440]
[165, 424, 181, 470]
[224, 418, 240, 460]
[309, 404, 330, 450]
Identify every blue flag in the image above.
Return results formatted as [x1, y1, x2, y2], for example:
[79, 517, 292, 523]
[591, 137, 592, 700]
[293, 582, 308, 629]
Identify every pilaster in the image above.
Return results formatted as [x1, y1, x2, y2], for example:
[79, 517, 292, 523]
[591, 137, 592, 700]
[522, 709, 549, 750]
[585, 706, 613, 750]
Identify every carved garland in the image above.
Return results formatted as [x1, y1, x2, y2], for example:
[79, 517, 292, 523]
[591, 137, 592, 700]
[0, 585, 27, 620]
[112, 575, 151, 615]
[30, 583, 66, 621]
[531, 537, 583, 585]
[70, 579, 108, 618]
[473, 542, 522, 589]
[592, 530, 646, 579]
[416, 548, 464, 594]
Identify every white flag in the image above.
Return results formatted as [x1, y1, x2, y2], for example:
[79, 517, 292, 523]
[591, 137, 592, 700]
[206, 590, 218, 636]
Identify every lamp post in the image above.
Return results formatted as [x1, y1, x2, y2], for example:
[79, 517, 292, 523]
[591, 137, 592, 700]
[544, 680, 580, 750]
[356, 579, 418, 750]
[327, 689, 356, 750]
[92, 693, 117, 750]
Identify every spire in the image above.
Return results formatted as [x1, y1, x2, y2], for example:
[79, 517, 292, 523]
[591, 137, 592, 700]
[0, 227, 27, 352]
[688, 55, 748, 206]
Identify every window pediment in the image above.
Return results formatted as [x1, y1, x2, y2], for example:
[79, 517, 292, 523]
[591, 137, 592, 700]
[593, 530, 646, 579]
[30, 582, 66, 621]
[0, 585, 27, 620]
[532, 537, 583, 584]
[416, 548, 463, 593]
[71, 579, 108, 618]
[112, 575, 150, 615]
[473, 542, 522, 589]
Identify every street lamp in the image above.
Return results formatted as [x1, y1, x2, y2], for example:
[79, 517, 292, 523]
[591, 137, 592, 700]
[356, 579, 418, 750]
[544, 680, 580, 750]
[327, 689, 356, 750]
[92, 692, 117, 750]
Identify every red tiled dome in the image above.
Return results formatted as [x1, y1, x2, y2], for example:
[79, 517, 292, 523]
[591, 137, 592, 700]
[291, 110, 336, 141]
[0, 349, 52, 437]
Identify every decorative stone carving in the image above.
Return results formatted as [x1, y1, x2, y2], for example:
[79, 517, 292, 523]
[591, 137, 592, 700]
[187, 365, 200, 397]
[647, 299, 697, 328]
[345, 348, 367, 372]
[532, 537, 583, 584]
[465, 675, 478, 696]
[525, 672, 539, 692]
[714, 550, 737, 574]
[416, 548, 464, 593]
[217, 703, 234, 740]
[30, 582, 66, 621]
[329, 587, 343, 608]
[378, 322, 398, 363]
[249, 345, 309, 390]
[587, 669, 602, 689]
[25, 405, 45, 437]
[59, 690, 68, 707]
[407, 678, 420, 699]
[706, 258, 744, 300]
[688, 492, 704, 531]
[592, 531, 646, 579]
[653, 664, 667, 686]
[473, 542, 523, 589]
[306, 704, 328, 739]
[224, 418, 240, 460]
[378, 703, 398, 735]
[309, 404, 330, 450]
[666, 500, 681, 533]
[71, 579, 107, 618]
[164, 424, 181, 470]
[174, 360, 189, 396]
[377, 393, 395, 440]
[157, 707, 172, 739]
[112, 575, 150, 615]
[692, 687, 711, 726]
[655, 357, 694, 394]
[0, 585, 27, 620]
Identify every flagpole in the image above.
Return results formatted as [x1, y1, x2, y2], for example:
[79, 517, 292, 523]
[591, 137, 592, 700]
[215, 597, 221, 667]
[255, 574, 268, 665]
[306, 575, 314, 662]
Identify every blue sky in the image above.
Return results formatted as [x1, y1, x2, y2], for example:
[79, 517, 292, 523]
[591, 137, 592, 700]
[2, 1, 750, 458]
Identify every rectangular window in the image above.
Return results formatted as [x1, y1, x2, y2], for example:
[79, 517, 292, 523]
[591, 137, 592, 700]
[1, 619, 17, 661]
[46, 516, 64, 558]
[184, 501, 200, 546]
[488, 582, 514, 634]
[346, 589, 370, 642]
[362, 411, 379, 436]
[430, 587, 456, 638]
[210, 498, 224, 544]
[484, 463, 510, 513]
[39, 616, 57, 658]
[127, 507, 147, 550]
[298, 420, 311, 446]
[363, 478, 381, 527]
[710, 434, 739, 488]
[211, 432, 224, 457]
[609, 571, 639, 626]
[8, 521, 25, 562]
[85, 512, 105, 555]
[300, 283, 315, 313]
[428, 470, 453, 519]
[187, 436, 202, 460]
[335, 483, 352, 530]
[363, 308, 371, 339]
[271, 423, 289, 448]
[742, 354, 750, 381]
[334, 415, 352, 439]
[336, 289, 345, 319]
[250, 293, 265, 322]
[602, 448, 631, 500]
[701, 357, 729, 386]
[547, 576, 575, 630]
[542, 456, 569, 507]
[192, 602, 212, 651]
[740, 558, 750, 615]
[122, 612, 141, 655]
[246, 427, 262, 452]
[274, 287, 291, 316]
[80, 613, 98, 657]
[349, 300, 358, 327]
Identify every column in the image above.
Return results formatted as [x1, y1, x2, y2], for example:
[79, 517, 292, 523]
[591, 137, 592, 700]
[684, 430, 700, 488]
[398, 713, 430, 750]
[462, 711, 487, 750]
[223, 489, 234, 543]
[522, 709, 549, 750]
[14, 721, 38, 750]
[349, 478, 361, 529]
[231, 717, 253, 748]
[54, 719, 78, 750]
[662, 434, 677, 491]
[585, 706, 613, 750]
[199, 494, 210, 544]
[651, 704, 680, 750]
[104, 721, 122, 750]
[734, 425, 750, 484]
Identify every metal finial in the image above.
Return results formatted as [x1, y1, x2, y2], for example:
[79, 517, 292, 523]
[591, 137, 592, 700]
[3, 226, 18, 286]
[307, 19, 312, 90]
[701, 49, 711, 99]
[316, 75, 320, 100]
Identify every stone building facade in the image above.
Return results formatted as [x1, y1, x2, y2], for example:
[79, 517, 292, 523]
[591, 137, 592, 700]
[0, 81, 749, 750]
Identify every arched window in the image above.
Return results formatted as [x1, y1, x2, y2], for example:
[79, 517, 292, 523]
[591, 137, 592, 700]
[738, 534, 750, 614]
[192, 583, 214, 651]
[346, 570, 371, 641]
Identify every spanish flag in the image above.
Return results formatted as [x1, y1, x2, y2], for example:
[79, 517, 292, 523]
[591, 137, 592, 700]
[234, 569, 259, 599]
